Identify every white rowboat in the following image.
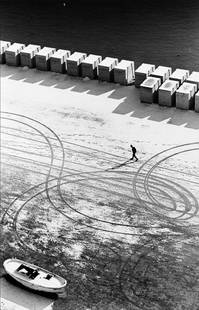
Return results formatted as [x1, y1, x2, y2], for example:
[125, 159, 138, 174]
[3, 258, 67, 296]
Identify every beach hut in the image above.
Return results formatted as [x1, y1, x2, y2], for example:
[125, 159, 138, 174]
[98, 57, 118, 82]
[0, 40, 11, 64]
[113, 60, 135, 85]
[35, 47, 56, 71]
[195, 91, 199, 112]
[158, 80, 179, 107]
[81, 54, 102, 79]
[176, 82, 197, 110]
[169, 69, 189, 85]
[186, 71, 199, 91]
[20, 44, 41, 68]
[135, 63, 155, 87]
[50, 49, 71, 73]
[150, 66, 172, 84]
[66, 52, 87, 76]
[140, 76, 161, 103]
[5, 43, 25, 66]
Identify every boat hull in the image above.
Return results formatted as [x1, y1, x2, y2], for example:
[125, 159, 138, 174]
[7, 271, 65, 294]
[3, 258, 67, 295]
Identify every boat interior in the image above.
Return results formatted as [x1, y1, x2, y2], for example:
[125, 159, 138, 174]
[16, 264, 52, 280]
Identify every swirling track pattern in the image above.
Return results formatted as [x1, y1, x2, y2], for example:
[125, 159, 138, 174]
[133, 143, 199, 223]
[1, 113, 199, 246]
[1, 112, 199, 308]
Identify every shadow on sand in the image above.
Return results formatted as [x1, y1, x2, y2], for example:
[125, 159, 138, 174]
[1, 64, 199, 130]
[0, 274, 55, 309]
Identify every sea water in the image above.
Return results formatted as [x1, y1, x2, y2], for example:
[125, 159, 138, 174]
[0, 0, 199, 70]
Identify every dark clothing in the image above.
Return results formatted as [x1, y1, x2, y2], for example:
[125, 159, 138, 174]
[131, 146, 136, 154]
[130, 145, 138, 161]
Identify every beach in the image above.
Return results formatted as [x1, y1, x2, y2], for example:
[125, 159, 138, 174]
[1, 64, 199, 309]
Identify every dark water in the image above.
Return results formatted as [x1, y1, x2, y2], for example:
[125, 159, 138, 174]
[1, 0, 199, 70]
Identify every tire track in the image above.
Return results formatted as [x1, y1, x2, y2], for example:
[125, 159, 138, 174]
[1, 112, 65, 228]
[2, 113, 197, 258]
[133, 143, 199, 223]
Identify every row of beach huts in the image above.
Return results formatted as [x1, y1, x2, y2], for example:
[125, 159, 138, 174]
[137, 64, 199, 112]
[0, 41, 134, 84]
[0, 40, 199, 112]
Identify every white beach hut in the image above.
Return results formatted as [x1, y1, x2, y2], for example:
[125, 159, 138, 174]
[186, 71, 199, 91]
[35, 47, 56, 71]
[176, 82, 197, 110]
[140, 76, 161, 103]
[169, 68, 189, 85]
[50, 49, 71, 73]
[0, 40, 11, 64]
[98, 57, 118, 82]
[113, 60, 135, 85]
[5, 43, 25, 66]
[66, 52, 87, 76]
[158, 79, 179, 107]
[81, 54, 102, 79]
[20, 44, 41, 68]
[194, 91, 199, 113]
[150, 65, 172, 84]
[135, 63, 155, 87]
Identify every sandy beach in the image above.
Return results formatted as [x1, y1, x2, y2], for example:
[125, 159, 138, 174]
[1, 64, 199, 310]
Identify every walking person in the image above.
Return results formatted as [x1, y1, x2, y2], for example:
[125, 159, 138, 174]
[130, 144, 138, 161]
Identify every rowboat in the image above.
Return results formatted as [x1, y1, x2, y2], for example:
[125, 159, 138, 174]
[3, 258, 67, 296]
